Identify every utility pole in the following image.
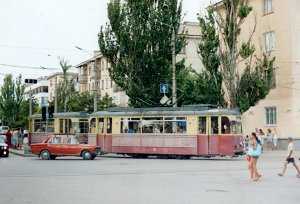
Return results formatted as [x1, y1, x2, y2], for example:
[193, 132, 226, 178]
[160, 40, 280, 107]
[54, 80, 58, 113]
[171, 29, 177, 107]
[29, 90, 32, 117]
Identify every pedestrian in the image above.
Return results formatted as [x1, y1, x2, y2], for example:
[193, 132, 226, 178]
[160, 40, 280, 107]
[266, 129, 274, 150]
[12, 129, 18, 149]
[5, 129, 12, 147]
[247, 132, 262, 182]
[244, 135, 250, 152]
[278, 137, 300, 178]
[258, 129, 265, 151]
[273, 128, 278, 150]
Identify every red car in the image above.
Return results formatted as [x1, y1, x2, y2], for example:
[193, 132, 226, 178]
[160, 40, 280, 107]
[31, 135, 100, 160]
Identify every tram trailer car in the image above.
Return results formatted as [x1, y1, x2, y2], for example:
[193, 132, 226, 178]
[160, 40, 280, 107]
[89, 106, 244, 158]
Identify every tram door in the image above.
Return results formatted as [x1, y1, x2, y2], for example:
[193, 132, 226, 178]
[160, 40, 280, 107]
[208, 116, 219, 155]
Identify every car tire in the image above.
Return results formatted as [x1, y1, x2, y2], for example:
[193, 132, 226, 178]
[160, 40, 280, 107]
[50, 155, 56, 160]
[40, 150, 50, 160]
[82, 151, 92, 160]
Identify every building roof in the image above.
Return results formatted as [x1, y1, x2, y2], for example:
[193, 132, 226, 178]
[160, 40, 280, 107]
[47, 72, 78, 80]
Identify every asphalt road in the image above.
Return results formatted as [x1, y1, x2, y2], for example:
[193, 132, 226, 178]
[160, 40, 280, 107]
[1, 151, 300, 204]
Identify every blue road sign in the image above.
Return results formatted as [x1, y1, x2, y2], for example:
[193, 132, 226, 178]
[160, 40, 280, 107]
[160, 83, 169, 94]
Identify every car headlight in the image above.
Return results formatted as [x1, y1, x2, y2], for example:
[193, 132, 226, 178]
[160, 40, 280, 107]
[4, 146, 7, 150]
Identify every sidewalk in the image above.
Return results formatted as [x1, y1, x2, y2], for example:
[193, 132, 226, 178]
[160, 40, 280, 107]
[9, 148, 35, 157]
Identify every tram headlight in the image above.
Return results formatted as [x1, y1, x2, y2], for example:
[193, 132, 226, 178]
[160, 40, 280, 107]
[4, 146, 7, 150]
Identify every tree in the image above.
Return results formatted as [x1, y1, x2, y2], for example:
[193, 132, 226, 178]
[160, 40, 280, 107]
[56, 58, 75, 112]
[205, 0, 275, 112]
[64, 92, 115, 113]
[197, 8, 224, 106]
[98, 0, 185, 107]
[237, 54, 275, 113]
[0, 74, 25, 128]
[215, 0, 253, 108]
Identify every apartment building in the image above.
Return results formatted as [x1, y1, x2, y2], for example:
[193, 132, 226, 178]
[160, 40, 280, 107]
[47, 72, 78, 102]
[225, 0, 300, 144]
[76, 51, 129, 107]
[24, 77, 49, 107]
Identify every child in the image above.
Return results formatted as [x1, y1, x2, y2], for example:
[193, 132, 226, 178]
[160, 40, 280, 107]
[278, 137, 300, 178]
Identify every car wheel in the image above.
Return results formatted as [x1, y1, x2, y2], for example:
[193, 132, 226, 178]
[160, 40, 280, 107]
[82, 151, 92, 160]
[40, 150, 50, 160]
[50, 155, 56, 160]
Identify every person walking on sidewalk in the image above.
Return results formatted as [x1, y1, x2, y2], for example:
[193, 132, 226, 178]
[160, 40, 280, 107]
[247, 132, 262, 182]
[278, 137, 300, 178]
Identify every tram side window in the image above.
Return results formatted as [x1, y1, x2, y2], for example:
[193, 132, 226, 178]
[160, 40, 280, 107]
[221, 116, 231, 134]
[198, 117, 207, 134]
[107, 118, 112, 134]
[79, 119, 89, 133]
[98, 118, 104, 134]
[164, 117, 187, 134]
[211, 116, 219, 134]
[121, 118, 141, 133]
[90, 118, 96, 133]
[65, 119, 72, 134]
[142, 117, 163, 134]
[59, 119, 64, 133]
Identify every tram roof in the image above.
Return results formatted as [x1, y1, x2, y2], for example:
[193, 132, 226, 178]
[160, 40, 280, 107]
[91, 106, 240, 117]
[53, 112, 89, 118]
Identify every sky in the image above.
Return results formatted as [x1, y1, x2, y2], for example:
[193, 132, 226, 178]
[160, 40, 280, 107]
[0, 0, 212, 84]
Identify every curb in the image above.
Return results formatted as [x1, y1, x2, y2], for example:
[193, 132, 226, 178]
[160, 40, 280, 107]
[9, 149, 35, 157]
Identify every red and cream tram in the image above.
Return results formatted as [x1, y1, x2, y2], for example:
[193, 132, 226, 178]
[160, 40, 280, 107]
[89, 106, 244, 158]
[29, 105, 244, 158]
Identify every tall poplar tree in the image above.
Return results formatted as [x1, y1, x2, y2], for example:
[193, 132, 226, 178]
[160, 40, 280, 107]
[98, 0, 185, 107]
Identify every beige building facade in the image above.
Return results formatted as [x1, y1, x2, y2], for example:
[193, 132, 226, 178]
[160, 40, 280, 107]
[234, 0, 300, 143]
[47, 72, 78, 102]
[178, 21, 203, 72]
[76, 52, 129, 107]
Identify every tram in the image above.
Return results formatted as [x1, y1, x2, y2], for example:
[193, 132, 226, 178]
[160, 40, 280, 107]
[29, 105, 244, 158]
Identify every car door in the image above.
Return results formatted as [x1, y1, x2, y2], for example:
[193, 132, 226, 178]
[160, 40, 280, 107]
[48, 136, 64, 155]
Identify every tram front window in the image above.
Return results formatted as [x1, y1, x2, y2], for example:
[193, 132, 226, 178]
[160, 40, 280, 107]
[230, 117, 242, 134]
[221, 116, 231, 134]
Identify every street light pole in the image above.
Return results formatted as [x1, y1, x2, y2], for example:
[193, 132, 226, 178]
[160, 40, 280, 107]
[171, 29, 177, 108]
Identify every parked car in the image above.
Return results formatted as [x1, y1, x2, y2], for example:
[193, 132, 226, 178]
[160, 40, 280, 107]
[0, 135, 9, 157]
[0, 126, 9, 135]
[30, 135, 100, 160]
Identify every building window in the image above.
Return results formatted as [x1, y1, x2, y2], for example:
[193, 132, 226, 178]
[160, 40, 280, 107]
[265, 107, 277, 125]
[264, 31, 275, 53]
[263, 0, 273, 15]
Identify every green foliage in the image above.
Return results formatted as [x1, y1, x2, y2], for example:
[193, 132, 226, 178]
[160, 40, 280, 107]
[98, 0, 185, 107]
[237, 54, 276, 113]
[239, 42, 255, 59]
[0, 74, 30, 128]
[52, 92, 116, 113]
[196, 8, 224, 106]
[56, 58, 75, 112]
[217, 0, 254, 108]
